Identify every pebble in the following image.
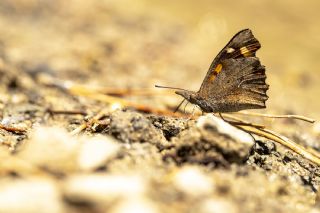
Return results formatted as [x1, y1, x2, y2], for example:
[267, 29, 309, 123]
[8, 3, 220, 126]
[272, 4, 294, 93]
[195, 114, 255, 163]
[197, 114, 254, 146]
[18, 126, 79, 173]
[18, 126, 121, 173]
[198, 198, 238, 213]
[77, 135, 120, 171]
[64, 174, 146, 203]
[312, 121, 320, 135]
[0, 178, 63, 213]
[110, 198, 159, 213]
[173, 166, 214, 197]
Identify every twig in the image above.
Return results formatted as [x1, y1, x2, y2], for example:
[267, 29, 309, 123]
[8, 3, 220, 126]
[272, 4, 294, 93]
[46, 109, 87, 116]
[234, 111, 315, 123]
[70, 109, 109, 136]
[0, 124, 26, 133]
[218, 113, 265, 128]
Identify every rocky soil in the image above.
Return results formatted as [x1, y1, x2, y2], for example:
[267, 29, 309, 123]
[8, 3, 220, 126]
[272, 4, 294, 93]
[0, 1, 320, 213]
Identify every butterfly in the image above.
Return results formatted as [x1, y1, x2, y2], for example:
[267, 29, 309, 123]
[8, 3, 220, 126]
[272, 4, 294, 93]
[157, 29, 269, 113]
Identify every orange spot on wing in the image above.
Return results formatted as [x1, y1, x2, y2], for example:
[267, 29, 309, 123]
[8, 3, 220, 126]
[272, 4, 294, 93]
[209, 63, 223, 81]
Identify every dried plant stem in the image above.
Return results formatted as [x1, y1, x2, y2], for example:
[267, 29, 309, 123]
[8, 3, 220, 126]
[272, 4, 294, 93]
[234, 111, 315, 123]
[218, 113, 265, 128]
[70, 109, 109, 136]
[236, 125, 320, 166]
[46, 109, 87, 116]
[0, 124, 26, 133]
[306, 147, 320, 159]
[70, 123, 87, 136]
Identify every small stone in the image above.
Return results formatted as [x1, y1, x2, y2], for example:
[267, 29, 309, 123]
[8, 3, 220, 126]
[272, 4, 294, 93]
[197, 114, 254, 163]
[198, 198, 238, 213]
[64, 174, 146, 204]
[110, 198, 159, 213]
[254, 140, 276, 155]
[173, 166, 214, 197]
[18, 126, 79, 173]
[108, 110, 167, 148]
[77, 135, 120, 171]
[197, 114, 254, 146]
[0, 178, 63, 213]
[313, 121, 320, 135]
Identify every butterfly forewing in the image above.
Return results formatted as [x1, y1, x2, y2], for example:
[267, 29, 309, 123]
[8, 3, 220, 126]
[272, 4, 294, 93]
[198, 29, 269, 112]
[199, 29, 261, 94]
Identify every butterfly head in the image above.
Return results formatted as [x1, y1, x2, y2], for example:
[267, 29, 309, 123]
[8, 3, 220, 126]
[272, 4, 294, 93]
[175, 90, 198, 104]
[175, 90, 213, 112]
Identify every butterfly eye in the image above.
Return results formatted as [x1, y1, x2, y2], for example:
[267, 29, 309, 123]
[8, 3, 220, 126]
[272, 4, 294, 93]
[226, 48, 235, 53]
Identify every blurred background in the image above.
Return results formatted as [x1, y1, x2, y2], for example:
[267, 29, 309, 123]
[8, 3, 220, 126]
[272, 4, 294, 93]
[0, 0, 319, 117]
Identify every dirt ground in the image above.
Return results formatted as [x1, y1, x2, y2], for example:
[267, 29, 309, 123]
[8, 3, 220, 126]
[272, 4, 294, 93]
[0, 1, 320, 213]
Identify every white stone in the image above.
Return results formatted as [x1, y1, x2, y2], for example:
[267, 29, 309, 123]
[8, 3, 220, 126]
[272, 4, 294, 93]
[173, 166, 214, 197]
[197, 114, 254, 146]
[77, 135, 120, 171]
[64, 174, 146, 203]
[198, 198, 238, 213]
[313, 121, 320, 135]
[18, 126, 79, 172]
[0, 178, 63, 213]
[110, 198, 159, 213]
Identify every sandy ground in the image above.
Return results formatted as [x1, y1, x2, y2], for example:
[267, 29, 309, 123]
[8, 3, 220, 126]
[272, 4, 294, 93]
[0, 1, 320, 213]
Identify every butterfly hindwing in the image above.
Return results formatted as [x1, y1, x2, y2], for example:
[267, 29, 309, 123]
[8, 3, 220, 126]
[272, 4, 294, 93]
[201, 57, 268, 112]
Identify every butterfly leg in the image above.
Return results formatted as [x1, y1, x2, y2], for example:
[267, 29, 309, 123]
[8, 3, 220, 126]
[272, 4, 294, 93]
[174, 99, 185, 113]
[218, 113, 227, 122]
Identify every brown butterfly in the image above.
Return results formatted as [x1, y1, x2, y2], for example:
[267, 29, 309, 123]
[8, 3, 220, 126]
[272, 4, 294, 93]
[156, 29, 269, 113]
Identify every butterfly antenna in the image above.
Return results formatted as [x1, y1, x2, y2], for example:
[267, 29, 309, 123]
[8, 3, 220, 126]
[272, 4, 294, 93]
[155, 85, 189, 91]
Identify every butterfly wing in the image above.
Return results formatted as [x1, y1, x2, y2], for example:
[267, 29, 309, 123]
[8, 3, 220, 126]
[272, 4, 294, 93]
[198, 29, 268, 112]
[203, 57, 268, 112]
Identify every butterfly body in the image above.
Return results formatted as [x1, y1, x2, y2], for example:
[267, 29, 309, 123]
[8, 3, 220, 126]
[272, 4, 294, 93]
[175, 29, 269, 113]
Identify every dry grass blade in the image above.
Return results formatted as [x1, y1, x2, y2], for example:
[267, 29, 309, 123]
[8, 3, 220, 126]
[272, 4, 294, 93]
[70, 109, 109, 136]
[219, 113, 265, 128]
[234, 111, 315, 123]
[46, 109, 87, 116]
[0, 124, 26, 133]
[236, 124, 320, 166]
